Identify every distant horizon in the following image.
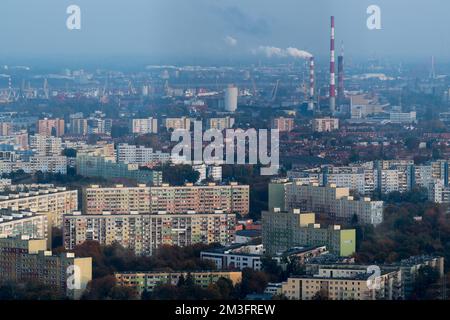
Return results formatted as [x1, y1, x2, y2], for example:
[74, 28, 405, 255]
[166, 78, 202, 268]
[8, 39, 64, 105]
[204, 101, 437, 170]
[1, 0, 450, 65]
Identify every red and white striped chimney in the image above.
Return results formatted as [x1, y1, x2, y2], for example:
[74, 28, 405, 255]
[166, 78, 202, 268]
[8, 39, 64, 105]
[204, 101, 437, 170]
[329, 16, 336, 113]
[308, 57, 315, 111]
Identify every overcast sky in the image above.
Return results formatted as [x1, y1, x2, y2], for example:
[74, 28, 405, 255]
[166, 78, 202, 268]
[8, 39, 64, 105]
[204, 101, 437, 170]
[0, 0, 449, 64]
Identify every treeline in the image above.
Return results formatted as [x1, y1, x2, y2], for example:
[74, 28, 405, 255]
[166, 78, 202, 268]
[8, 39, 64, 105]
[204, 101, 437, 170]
[355, 202, 450, 267]
[70, 241, 220, 279]
[73, 241, 270, 300]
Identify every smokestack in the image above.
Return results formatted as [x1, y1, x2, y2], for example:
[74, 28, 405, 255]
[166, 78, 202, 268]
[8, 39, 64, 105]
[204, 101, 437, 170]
[329, 16, 336, 113]
[308, 56, 315, 111]
[338, 41, 344, 102]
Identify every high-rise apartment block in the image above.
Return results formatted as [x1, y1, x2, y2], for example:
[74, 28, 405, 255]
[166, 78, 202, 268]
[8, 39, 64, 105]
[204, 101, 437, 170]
[63, 211, 236, 256]
[117, 144, 171, 165]
[0, 187, 78, 227]
[269, 180, 383, 225]
[70, 118, 88, 135]
[132, 118, 158, 134]
[83, 183, 249, 216]
[272, 117, 295, 132]
[262, 209, 356, 256]
[76, 155, 163, 185]
[0, 210, 50, 245]
[209, 117, 235, 131]
[0, 236, 92, 299]
[29, 134, 62, 156]
[37, 118, 65, 137]
[165, 117, 191, 131]
[313, 117, 339, 132]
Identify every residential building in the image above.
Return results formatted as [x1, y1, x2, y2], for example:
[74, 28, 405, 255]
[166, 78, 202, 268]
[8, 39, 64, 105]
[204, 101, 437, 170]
[76, 154, 162, 185]
[0, 236, 92, 299]
[200, 244, 264, 270]
[63, 211, 236, 256]
[82, 182, 248, 215]
[148, 182, 249, 215]
[269, 180, 383, 225]
[0, 210, 50, 245]
[132, 118, 158, 134]
[165, 117, 191, 131]
[115, 271, 242, 295]
[272, 117, 295, 132]
[209, 117, 235, 130]
[262, 209, 356, 256]
[117, 144, 171, 165]
[0, 187, 78, 227]
[70, 118, 88, 135]
[281, 267, 402, 300]
[313, 118, 339, 132]
[37, 118, 65, 137]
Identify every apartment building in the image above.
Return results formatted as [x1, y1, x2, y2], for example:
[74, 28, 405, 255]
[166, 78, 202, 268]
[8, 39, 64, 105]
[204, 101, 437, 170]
[132, 118, 158, 134]
[115, 271, 242, 295]
[83, 183, 248, 215]
[70, 118, 88, 136]
[149, 183, 249, 215]
[117, 144, 171, 165]
[0, 122, 12, 136]
[76, 154, 163, 185]
[269, 180, 383, 225]
[83, 184, 151, 215]
[209, 117, 235, 131]
[303, 255, 444, 300]
[272, 117, 295, 132]
[281, 267, 402, 300]
[37, 118, 65, 137]
[29, 134, 62, 156]
[200, 244, 264, 271]
[63, 211, 236, 256]
[165, 117, 191, 131]
[0, 210, 50, 246]
[313, 117, 339, 132]
[0, 187, 78, 227]
[29, 156, 67, 174]
[0, 236, 92, 299]
[262, 209, 356, 257]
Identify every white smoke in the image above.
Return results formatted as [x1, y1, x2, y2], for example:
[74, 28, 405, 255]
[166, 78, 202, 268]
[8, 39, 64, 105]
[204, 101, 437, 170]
[285, 47, 313, 59]
[224, 36, 238, 47]
[254, 46, 312, 59]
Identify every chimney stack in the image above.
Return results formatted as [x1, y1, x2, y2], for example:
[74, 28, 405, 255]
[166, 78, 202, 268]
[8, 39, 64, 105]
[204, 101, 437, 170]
[329, 16, 336, 113]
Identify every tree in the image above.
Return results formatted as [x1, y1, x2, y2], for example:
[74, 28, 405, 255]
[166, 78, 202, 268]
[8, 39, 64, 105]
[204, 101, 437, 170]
[411, 266, 440, 300]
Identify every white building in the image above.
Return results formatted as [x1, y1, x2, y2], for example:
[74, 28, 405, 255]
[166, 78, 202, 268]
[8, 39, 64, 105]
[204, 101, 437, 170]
[313, 118, 339, 132]
[117, 144, 171, 165]
[389, 112, 417, 124]
[29, 134, 62, 156]
[224, 85, 238, 112]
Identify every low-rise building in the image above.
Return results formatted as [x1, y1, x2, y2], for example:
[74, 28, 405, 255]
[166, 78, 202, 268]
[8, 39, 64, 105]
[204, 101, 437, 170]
[115, 271, 242, 295]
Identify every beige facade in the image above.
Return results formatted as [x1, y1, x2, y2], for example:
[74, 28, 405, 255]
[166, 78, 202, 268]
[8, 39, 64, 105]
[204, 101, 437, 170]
[0, 187, 78, 227]
[83, 182, 249, 216]
[313, 117, 339, 132]
[282, 268, 402, 300]
[115, 271, 242, 295]
[64, 211, 236, 256]
[0, 236, 92, 299]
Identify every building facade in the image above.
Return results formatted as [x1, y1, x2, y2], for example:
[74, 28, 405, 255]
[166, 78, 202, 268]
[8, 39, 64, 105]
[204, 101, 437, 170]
[64, 211, 236, 256]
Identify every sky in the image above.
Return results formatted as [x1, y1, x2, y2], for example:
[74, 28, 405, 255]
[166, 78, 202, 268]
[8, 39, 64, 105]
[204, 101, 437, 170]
[0, 0, 449, 65]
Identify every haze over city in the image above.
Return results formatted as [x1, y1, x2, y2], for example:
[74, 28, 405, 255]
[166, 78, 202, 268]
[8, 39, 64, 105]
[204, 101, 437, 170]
[1, 0, 450, 65]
